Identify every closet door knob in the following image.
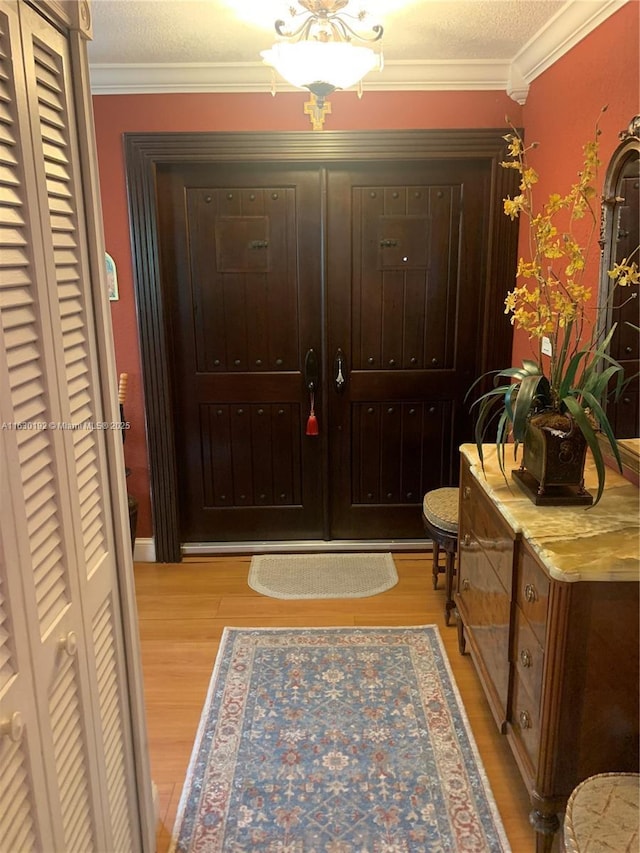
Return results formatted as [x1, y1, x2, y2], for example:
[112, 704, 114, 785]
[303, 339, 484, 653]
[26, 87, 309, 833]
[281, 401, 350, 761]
[59, 630, 78, 657]
[519, 710, 532, 730]
[1, 711, 24, 743]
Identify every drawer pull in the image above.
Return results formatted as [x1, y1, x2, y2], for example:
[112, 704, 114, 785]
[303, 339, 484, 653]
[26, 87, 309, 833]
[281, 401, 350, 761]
[463, 533, 471, 547]
[524, 583, 537, 603]
[463, 486, 471, 500]
[519, 710, 532, 730]
[461, 578, 470, 591]
[520, 649, 532, 668]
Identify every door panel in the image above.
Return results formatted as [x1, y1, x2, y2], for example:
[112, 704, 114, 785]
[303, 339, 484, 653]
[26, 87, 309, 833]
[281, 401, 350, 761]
[327, 163, 488, 538]
[157, 165, 324, 542]
[158, 158, 496, 543]
[350, 401, 453, 505]
[198, 402, 303, 509]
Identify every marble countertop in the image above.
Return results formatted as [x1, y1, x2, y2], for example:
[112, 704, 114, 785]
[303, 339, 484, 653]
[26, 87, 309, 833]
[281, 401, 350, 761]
[460, 444, 640, 583]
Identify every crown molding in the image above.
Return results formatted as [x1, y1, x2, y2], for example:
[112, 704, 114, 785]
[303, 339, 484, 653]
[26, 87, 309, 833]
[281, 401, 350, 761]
[89, 0, 626, 101]
[89, 59, 512, 95]
[513, 0, 627, 83]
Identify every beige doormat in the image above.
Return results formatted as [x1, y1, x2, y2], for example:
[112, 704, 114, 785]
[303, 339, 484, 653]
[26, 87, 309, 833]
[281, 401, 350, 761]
[248, 552, 398, 599]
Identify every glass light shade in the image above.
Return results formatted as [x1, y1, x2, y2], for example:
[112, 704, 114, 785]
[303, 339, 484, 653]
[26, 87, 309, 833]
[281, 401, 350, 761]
[261, 41, 382, 92]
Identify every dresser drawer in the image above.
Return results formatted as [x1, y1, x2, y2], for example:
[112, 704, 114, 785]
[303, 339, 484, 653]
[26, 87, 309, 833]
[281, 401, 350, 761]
[457, 537, 511, 722]
[460, 466, 516, 596]
[511, 672, 542, 775]
[515, 543, 550, 648]
[513, 606, 544, 710]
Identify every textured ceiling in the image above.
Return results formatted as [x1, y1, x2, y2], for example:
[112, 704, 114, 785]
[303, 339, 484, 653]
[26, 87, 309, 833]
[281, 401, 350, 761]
[87, 0, 625, 100]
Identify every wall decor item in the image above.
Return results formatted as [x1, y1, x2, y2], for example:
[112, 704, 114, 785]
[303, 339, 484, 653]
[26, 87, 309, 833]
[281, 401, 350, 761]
[106, 251, 119, 301]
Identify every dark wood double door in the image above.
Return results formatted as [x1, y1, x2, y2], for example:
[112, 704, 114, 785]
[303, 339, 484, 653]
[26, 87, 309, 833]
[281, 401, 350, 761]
[157, 156, 512, 544]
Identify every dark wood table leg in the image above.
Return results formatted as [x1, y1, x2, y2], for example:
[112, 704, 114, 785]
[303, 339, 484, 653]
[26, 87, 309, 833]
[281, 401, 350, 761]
[457, 617, 466, 654]
[530, 808, 560, 853]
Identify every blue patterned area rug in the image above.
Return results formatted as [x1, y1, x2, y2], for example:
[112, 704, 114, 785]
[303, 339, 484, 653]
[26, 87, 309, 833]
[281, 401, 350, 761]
[170, 627, 511, 852]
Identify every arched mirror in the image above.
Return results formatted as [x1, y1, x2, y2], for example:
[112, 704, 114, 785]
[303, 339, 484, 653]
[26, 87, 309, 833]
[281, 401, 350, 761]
[599, 115, 640, 439]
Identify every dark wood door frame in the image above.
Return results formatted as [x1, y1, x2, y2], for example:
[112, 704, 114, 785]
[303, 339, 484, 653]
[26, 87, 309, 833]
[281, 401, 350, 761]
[124, 130, 519, 562]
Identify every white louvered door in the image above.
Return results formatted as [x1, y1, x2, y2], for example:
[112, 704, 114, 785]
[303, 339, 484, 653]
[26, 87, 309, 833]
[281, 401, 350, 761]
[0, 467, 54, 851]
[0, 2, 152, 850]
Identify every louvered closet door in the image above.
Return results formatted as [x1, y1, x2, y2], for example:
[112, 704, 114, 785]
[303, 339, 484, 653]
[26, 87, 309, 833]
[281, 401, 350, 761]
[0, 461, 54, 850]
[0, 3, 140, 850]
[1, 8, 83, 849]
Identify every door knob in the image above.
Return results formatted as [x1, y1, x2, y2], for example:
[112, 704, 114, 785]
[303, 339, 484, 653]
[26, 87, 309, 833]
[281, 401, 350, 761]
[0, 711, 24, 743]
[334, 349, 346, 393]
[59, 630, 78, 657]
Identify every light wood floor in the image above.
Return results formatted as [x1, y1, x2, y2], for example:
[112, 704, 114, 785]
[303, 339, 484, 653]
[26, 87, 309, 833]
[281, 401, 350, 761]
[134, 552, 541, 852]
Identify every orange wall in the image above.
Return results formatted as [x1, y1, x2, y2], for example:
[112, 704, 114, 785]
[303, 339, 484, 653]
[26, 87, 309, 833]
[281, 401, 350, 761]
[92, 2, 638, 540]
[513, 1, 639, 367]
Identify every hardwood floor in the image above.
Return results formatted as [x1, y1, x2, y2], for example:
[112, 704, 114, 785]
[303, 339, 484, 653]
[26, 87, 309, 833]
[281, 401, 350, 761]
[134, 552, 541, 852]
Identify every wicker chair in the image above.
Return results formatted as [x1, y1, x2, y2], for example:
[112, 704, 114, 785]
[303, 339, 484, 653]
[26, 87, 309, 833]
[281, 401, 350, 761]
[563, 772, 639, 852]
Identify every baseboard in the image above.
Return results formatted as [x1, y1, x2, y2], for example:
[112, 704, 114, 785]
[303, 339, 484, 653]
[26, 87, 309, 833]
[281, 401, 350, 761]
[134, 538, 429, 561]
[182, 540, 428, 555]
[133, 537, 156, 562]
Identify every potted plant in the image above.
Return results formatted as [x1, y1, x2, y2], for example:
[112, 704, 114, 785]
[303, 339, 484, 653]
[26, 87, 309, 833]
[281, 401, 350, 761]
[468, 110, 638, 505]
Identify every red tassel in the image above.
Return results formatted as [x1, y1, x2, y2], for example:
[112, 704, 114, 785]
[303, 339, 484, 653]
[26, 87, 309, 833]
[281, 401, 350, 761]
[306, 391, 319, 436]
[306, 412, 319, 436]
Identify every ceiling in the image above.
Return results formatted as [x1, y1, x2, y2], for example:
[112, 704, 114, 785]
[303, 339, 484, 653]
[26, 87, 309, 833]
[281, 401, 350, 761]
[87, 0, 625, 104]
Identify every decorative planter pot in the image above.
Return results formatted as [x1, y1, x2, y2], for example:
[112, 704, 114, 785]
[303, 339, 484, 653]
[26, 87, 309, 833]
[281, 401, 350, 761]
[512, 412, 593, 506]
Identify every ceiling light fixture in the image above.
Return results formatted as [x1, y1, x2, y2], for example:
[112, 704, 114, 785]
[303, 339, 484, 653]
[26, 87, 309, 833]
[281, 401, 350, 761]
[261, 1, 384, 130]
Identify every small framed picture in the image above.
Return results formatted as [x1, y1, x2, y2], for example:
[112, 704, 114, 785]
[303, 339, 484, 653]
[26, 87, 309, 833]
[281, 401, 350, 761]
[106, 252, 119, 301]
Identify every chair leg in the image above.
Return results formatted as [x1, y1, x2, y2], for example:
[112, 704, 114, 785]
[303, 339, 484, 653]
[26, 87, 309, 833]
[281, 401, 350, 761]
[444, 550, 456, 626]
[432, 541, 441, 589]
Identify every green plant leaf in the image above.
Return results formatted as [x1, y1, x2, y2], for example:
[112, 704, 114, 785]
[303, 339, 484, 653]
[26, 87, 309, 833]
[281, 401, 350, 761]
[616, 368, 639, 397]
[565, 324, 619, 397]
[512, 374, 550, 441]
[469, 383, 515, 408]
[499, 367, 531, 380]
[474, 396, 503, 468]
[562, 396, 607, 505]
[495, 409, 511, 479]
[558, 348, 589, 399]
[504, 382, 518, 422]
[521, 359, 542, 375]
[569, 388, 623, 473]
[581, 363, 624, 403]
[464, 369, 504, 404]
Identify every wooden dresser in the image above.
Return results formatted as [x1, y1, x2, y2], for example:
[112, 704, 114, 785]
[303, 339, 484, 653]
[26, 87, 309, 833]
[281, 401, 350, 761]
[455, 445, 640, 852]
